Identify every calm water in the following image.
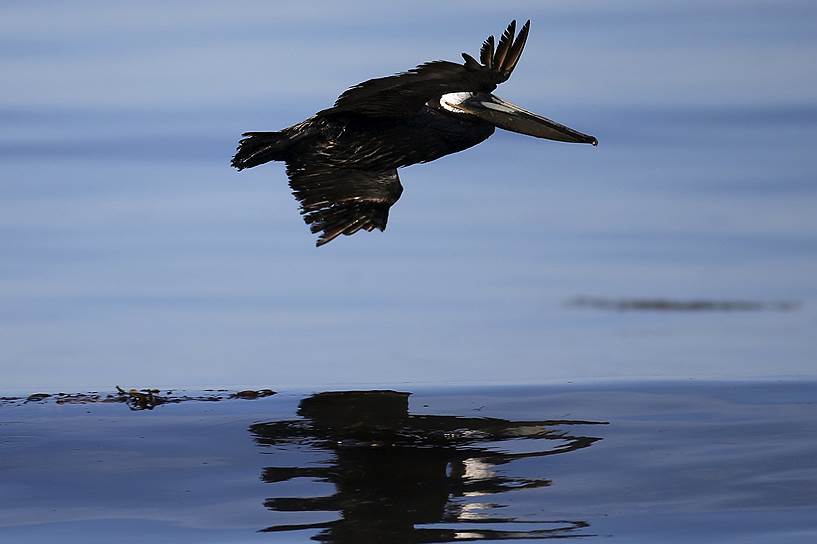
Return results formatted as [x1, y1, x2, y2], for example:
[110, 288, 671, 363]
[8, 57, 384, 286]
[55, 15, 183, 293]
[3, 5, 815, 540]
[1, 381, 816, 542]
[1, 3, 816, 386]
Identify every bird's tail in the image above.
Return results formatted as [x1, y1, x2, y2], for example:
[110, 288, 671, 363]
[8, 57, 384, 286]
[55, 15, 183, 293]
[231, 131, 292, 170]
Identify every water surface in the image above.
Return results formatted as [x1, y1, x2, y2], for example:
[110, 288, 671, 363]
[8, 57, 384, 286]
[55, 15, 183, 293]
[2, 381, 815, 542]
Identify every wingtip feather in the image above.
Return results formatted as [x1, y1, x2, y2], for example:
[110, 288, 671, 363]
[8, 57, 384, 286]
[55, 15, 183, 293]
[502, 19, 530, 74]
[493, 20, 516, 69]
[480, 35, 495, 68]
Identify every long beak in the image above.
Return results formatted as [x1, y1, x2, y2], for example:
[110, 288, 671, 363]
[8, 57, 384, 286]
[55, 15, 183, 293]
[451, 93, 598, 146]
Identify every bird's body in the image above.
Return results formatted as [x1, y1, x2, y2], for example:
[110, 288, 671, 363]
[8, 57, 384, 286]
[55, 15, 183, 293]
[232, 20, 596, 246]
[284, 106, 495, 172]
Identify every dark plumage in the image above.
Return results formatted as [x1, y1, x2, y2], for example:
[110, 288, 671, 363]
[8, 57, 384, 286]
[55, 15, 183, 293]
[232, 20, 596, 247]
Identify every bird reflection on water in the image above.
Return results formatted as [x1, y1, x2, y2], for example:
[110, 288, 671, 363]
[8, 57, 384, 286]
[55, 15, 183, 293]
[250, 390, 607, 541]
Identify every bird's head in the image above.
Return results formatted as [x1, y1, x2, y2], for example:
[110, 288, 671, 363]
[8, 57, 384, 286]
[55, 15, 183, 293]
[436, 20, 597, 146]
[438, 91, 597, 146]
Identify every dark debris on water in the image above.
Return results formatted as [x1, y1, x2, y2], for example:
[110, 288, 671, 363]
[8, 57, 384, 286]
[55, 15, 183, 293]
[569, 296, 800, 312]
[0, 387, 276, 410]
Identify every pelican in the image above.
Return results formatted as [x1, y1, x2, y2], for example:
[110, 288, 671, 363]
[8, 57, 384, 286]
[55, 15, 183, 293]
[232, 20, 597, 246]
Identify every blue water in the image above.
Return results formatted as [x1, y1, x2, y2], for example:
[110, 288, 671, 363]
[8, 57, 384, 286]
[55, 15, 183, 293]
[1, 1, 816, 390]
[1, 382, 816, 542]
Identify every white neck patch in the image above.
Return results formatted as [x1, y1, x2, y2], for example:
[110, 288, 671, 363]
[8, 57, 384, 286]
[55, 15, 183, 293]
[438, 92, 476, 113]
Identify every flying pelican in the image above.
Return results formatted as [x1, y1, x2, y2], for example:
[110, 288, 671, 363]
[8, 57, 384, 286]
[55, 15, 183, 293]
[232, 20, 597, 246]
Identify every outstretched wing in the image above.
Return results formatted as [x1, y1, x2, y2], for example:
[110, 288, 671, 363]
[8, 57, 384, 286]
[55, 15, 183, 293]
[285, 161, 404, 247]
[319, 20, 530, 119]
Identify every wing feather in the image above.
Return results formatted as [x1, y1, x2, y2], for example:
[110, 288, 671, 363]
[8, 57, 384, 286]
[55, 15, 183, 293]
[285, 161, 404, 247]
[493, 20, 516, 71]
[319, 20, 532, 119]
[502, 20, 530, 74]
[320, 61, 493, 118]
[480, 35, 495, 68]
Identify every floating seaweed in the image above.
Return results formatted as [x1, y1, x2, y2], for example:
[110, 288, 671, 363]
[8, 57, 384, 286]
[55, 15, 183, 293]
[569, 296, 800, 312]
[0, 387, 276, 409]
